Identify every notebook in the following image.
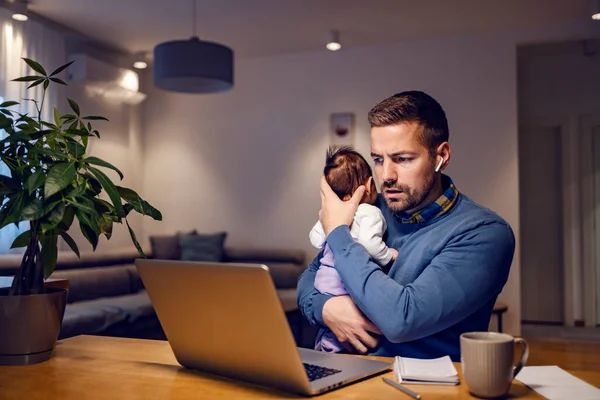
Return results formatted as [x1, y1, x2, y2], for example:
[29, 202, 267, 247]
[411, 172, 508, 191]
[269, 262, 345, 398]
[393, 356, 459, 385]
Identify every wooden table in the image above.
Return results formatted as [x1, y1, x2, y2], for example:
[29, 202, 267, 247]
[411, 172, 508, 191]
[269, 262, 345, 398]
[1, 335, 599, 399]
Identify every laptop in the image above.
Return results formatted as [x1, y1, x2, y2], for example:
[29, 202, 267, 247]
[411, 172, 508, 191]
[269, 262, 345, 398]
[135, 259, 391, 396]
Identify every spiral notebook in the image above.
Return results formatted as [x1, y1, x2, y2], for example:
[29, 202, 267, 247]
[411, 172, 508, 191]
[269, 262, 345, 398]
[393, 356, 459, 385]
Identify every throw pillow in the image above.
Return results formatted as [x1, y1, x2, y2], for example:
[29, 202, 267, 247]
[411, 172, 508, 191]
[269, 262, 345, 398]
[179, 232, 227, 262]
[149, 230, 197, 260]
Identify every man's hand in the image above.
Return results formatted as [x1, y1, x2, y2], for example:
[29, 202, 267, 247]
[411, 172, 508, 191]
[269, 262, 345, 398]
[390, 248, 399, 261]
[319, 176, 365, 236]
[322, 296, 382, 354]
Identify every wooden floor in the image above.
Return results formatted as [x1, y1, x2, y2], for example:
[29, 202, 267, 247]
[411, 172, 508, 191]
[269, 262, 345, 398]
[525, 338, 600, 372]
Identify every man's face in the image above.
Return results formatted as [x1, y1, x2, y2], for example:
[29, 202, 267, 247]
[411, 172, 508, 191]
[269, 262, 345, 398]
[370, 122, 437, 215]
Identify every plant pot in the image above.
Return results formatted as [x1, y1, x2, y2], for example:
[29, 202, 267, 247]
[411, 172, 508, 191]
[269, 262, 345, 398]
[0, 287, 67, 366]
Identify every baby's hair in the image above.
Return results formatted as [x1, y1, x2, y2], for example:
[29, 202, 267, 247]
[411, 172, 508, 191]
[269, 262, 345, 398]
[324, 146, 373, 200]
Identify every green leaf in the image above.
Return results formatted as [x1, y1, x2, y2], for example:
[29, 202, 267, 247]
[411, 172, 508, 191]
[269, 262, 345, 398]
[0, 101, 19, 107]
[64, 128, 91, 137]
[67, 141, 85, 158]
[92, 198, 114, 214]
[69, 198, 96, 214]
[0, 114, 12, 130]
[87, 166, 125, 218]
[23, 58, 47, 76]
[0, 192, 25, 229]
[10, 230, 30, 249]
[60, 114, 77, 121]
[27, 78, 46, 90]
[12, 76, 42, 82]
[0, 109, 14, 116]
[40, 121, 58, 130]
[66, 184, 86, 199]
[67, 98, 80, 116]
[30, 147, 69, 161]
[126, 219, 145, 257]
[43, 79, 49, 90]
[21, 199, 44, 220]
[44, 163, 76, 198]
[82, 116, 109, 121]
[99, 214, 113, 239]
[59, 231, 80, 258]
[49, 77, 67, 85]
[53, 107, 62, 129]
[116, 186, 162, 221]
[50, 60, 74, 77]
[0, 174, 20, 195]
[40, 202, 67, 233]
[76, 210, 99, 250]
[26, 169, 45, 195]
[56, 205, 75, 231]
[85, 156, 123, 180]
[81, 172, 101, 195]
[40, 232, 59, 279]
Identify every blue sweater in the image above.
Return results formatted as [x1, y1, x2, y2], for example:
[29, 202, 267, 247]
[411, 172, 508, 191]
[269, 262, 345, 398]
[297, 193, 515, 361]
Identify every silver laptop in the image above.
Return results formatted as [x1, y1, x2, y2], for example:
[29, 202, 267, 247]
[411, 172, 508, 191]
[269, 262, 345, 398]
[135, 259, 390, 396]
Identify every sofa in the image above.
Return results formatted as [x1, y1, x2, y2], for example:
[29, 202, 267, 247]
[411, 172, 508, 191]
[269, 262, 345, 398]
[0, 241, 309, 343]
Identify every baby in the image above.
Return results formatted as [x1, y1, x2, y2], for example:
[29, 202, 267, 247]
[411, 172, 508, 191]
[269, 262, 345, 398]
[309, 146, 398, 353]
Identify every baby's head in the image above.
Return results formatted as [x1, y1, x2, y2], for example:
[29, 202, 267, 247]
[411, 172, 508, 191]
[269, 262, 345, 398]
[324, 146, 378, 205]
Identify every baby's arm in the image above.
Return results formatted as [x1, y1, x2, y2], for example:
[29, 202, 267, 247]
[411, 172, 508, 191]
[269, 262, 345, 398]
[309, 220, 327, 249]
[355, 206, 396, 266]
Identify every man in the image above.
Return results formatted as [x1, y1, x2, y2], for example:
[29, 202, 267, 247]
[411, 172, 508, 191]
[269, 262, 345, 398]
[297, 91, 515, 361]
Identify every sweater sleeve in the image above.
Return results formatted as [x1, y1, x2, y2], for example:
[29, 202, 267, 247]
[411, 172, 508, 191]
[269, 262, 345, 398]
[326, 221, 515, 343]
[355, 206, 393, 266]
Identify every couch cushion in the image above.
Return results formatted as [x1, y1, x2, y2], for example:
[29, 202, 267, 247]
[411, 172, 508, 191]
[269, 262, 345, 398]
[125, 264, 145, 293]
[223, 247, 305, 265]
[267, 262, 304, 289]
[179, 232, 227, 262]
[60, 299, 128, 338]
[277, 288, 298, 313]
[60, 291, 155, 338]
[50, 265, 134, 303]
[83, 290, 155, 323]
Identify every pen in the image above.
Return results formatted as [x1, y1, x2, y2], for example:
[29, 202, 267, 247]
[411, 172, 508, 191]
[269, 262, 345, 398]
[382, 377, 422, 400]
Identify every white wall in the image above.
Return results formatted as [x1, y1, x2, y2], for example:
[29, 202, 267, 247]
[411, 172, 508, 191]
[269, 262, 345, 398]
[518, 39, 600, 325]
[519, 40, 600, 127]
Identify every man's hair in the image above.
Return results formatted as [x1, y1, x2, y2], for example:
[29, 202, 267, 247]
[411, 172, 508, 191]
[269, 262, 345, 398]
[367, 90, 449, 155]
[324, 146, 372, 200]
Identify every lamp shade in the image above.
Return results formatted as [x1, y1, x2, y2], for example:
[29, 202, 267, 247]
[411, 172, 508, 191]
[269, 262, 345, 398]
[154, 37, 234, 94]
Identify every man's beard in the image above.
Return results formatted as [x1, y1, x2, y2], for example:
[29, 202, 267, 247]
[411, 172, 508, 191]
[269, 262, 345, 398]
[383, 171, 436, 215]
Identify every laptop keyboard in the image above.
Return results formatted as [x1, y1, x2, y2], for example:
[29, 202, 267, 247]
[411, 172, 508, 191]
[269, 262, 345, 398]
[303, 363, 342, 382]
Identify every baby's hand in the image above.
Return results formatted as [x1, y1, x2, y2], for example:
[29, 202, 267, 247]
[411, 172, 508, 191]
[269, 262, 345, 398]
[390, 248, 399, 261]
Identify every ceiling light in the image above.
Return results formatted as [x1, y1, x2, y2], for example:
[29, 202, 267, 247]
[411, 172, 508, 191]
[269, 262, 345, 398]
[132, 52, 148, 69]
[153, 0, 234, 94]
[592, 0, 600, 19]
[12, 0, 28, 21]
[326, 30, 341, 51]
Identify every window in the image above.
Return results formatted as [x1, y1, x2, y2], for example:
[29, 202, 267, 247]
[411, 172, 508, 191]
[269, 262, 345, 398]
[0, 95, 28, 254]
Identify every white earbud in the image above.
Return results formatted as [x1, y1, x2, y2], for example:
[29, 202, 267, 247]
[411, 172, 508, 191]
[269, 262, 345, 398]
[435, 157, 443, 173]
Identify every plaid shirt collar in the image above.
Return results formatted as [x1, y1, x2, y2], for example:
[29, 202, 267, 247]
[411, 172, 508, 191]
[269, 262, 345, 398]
[396, 174, 459, 224]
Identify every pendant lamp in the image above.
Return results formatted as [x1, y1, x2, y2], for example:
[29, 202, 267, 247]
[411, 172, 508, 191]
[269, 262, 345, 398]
[153, 0, 234, 94]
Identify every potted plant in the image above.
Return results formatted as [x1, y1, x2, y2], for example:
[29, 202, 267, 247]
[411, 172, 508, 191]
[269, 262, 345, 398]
[0, 58, 161, 366]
